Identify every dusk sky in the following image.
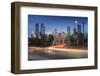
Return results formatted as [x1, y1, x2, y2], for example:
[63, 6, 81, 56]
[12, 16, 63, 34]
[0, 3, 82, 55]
[28, 15, 88, 37]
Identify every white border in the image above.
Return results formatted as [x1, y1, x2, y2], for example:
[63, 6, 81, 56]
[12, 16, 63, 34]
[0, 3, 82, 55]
[20, 6, 95, 70]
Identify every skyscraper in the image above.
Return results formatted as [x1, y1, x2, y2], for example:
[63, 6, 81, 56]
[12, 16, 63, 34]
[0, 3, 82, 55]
[35, 23, 45, 38]
[77, 25, 81, 33]
[40, 23, 45, 35]
[67, 26, 70, 35]
[35, 23, 40, 38]
[82, 21, 85, 47]
[82, 21, 85, 34]
[73, 27, 76, 34]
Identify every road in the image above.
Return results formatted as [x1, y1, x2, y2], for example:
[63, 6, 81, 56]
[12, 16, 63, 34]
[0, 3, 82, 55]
[28, 47, 88, 60]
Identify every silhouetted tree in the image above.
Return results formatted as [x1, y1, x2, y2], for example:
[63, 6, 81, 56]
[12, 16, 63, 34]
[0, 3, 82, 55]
[28, 34, 54, 48]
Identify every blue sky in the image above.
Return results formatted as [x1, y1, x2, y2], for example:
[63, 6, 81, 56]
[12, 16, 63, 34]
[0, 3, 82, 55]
[28, 15, 88, 37]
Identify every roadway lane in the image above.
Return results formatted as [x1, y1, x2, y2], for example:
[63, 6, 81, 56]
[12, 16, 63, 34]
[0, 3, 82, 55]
[28, 49, 87, 60]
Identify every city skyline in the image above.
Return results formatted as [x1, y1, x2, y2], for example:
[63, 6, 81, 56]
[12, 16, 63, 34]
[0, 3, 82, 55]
[28, 15, 88, 37]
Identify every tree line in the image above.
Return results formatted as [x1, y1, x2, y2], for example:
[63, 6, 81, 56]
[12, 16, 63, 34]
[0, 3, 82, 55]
[28, 34, 54, 47]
